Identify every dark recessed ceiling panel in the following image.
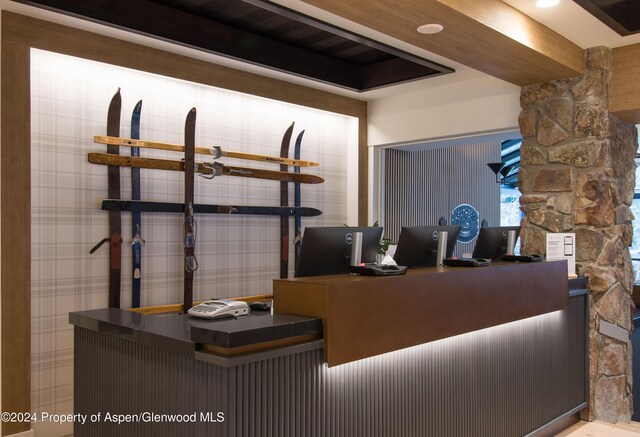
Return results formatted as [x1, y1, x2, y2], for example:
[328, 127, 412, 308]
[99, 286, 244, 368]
[17, 0, 454, 91]
[573, 0, 640, 36]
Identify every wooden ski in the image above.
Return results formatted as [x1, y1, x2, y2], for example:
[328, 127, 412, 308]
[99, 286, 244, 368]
[280, 123, 294, 279]
[130, 100, 143, 308]
[94, 135, 320, 167]
[106, 89, 122, 309]
[183, 108, 197, 312]
[293, 130, 305, 272]
[87, 153, 324, 184]
[101, 200, 322, 217]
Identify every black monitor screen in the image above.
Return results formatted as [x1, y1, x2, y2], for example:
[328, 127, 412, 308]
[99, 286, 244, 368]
[295, 227, 383, 277]
[472, 226, 521, 260]
[393, 225, 461, 268]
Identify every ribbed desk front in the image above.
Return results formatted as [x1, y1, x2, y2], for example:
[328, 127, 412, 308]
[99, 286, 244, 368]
[71, 261, 587, 437]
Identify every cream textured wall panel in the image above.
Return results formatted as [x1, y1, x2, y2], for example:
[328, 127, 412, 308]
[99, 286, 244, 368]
[30, 49, 353, 421]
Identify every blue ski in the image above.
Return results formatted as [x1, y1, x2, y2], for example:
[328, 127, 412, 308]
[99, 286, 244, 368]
[293, 130, 305, 272]
[183, 108, 197, 311]
[130, 100, 144, 308]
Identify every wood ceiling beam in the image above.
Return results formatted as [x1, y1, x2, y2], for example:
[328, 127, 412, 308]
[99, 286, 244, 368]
[438, 0, 585, 80]
[303, 0, 585, 86]
[306, 0, 640, 122]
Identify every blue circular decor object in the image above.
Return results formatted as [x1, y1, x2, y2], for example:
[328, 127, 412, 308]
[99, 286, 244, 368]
[450, 204, 480, 244]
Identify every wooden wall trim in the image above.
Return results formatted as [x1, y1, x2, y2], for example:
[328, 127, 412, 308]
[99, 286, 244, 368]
[612, 43, 640, 124]
[0, 10, 368, 435]
[358, 116, 368, 225]
[1, 31, 31, 437]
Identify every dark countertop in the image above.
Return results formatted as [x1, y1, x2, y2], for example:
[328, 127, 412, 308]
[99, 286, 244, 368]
[70, 275, 588, 366]
[69, 307, 323, 358]
[569, 276, 588, 297]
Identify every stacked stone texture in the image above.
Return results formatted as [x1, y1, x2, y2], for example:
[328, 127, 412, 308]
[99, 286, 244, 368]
[519, 47, 638, 422]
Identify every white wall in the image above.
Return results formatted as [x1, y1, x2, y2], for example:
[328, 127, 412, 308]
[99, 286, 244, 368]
[367, 72, 521, 147]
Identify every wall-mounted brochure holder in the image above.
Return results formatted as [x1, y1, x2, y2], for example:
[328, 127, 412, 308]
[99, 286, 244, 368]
[546, 233, 576, 277]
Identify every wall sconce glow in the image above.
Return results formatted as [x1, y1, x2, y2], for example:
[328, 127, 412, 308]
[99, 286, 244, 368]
[536, 0, 559, 7]
[417, 24, 444, 34]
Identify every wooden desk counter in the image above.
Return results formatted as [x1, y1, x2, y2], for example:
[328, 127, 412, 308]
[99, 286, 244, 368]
[274, 260, 569, 366]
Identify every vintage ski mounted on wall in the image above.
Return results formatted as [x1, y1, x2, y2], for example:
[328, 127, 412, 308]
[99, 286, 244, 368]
[90, 92, 323, 310]
[183, 108, 197, 312]
[89, 88, 123, 309]
[101, 200, 322, 217]
[130, 100, 144, 308]
[279, 122, 294, 279]
[87, 153, 323, 184]
[293, 130, 305, 271]
[94, 135, 319, 167]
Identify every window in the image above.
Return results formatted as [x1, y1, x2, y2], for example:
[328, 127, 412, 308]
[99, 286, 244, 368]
[499, 139, 522, 226]
[630, 161, 640, 283]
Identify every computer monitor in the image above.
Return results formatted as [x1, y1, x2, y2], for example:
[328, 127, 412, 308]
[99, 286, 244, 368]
[393, 225, 461, 268]
[295, 226, 383, 277]
[472, 226, 521, 260]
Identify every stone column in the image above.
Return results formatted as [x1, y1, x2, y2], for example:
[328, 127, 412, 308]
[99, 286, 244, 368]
[519, 46, 638, 422]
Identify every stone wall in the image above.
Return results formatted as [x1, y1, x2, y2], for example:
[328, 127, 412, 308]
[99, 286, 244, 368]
[519, 47, 639, 422]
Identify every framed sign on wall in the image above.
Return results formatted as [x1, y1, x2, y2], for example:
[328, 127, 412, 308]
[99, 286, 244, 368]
[450, 203, 480, 244]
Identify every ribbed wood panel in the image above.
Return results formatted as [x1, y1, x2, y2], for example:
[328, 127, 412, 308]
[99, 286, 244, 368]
[75, 295, 586, 437]
[383, 143, 501, 255]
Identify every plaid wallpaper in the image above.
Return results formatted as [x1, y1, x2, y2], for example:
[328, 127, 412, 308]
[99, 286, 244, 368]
[30, 48, 353, 429]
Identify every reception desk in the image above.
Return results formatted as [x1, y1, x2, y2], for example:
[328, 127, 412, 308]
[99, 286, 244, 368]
[70, 262, 587, 437]
[274, 260, 569, 366]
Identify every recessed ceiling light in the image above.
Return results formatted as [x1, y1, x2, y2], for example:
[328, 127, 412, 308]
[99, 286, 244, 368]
[536, 0, 559, 7]
[417, 24, 444, 34]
